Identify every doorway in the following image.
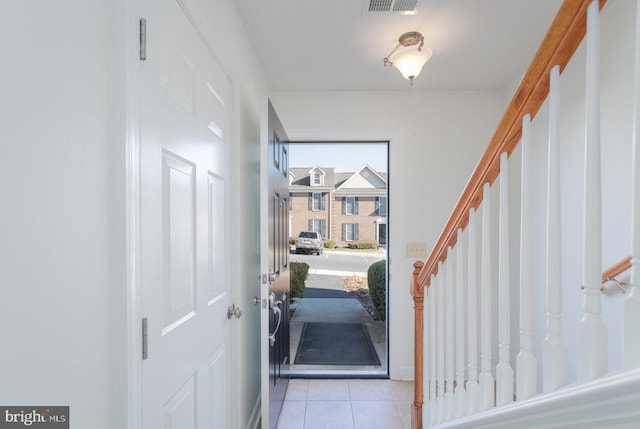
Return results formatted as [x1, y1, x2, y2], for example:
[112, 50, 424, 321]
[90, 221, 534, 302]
[287, 142, 389, 377]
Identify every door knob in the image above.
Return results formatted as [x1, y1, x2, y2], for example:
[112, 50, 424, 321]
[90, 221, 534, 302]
[227, 304, 242, 319]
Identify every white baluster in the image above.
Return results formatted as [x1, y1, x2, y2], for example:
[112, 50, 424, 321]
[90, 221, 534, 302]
[436, 264, 446, 423]
[423, 278, 430, 428]
[429, 275, 438, 426]
[479, 183, 495, 411]
[496, 153, 514, 406]
[543, 66, 566, 393]
[517, 114, 538, 399]
[445, 249, 455, 421]
[578, 0, 607, 383]
[455, 229, 467, 418]
[467, 208, 480, 415]
[624, 0, 640, 371]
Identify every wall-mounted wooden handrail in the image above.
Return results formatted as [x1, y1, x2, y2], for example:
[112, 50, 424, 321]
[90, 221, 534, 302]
[417, 0, 608, 290]
[602, 256, 632, 283]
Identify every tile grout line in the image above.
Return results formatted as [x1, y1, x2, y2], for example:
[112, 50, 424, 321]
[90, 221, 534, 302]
[281, 379, 414, 429]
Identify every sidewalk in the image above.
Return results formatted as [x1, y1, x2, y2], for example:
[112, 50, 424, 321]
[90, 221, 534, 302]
[306, 268, 368, 277]
[289, 273, 387, 374]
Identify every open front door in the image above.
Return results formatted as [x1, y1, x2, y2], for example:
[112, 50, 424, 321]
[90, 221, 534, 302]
[260, 97, 291, 428]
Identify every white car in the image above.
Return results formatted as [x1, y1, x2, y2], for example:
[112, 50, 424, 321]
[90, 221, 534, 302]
[296, 231, 323, 255]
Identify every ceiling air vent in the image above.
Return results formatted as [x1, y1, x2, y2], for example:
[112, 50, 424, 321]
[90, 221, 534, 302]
[365, 0, 419, 14]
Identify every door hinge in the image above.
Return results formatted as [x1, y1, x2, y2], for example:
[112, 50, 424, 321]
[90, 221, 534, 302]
[139, 18, 147, 61]
[142, 317, 148, 360]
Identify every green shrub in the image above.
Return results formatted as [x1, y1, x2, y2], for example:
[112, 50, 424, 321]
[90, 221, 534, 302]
[289, 237, 297, 245]
[323, 239, 336, 249]
[290, 262, 310, 299]
[347, 240, 379, 249]
[367, 260, 386, 320]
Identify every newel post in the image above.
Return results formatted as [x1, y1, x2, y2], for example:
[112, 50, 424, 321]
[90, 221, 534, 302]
[412, 260, 425, 429]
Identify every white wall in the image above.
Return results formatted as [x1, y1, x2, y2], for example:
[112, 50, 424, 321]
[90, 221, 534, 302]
[269, 90, 503, 379]
[0, 0, 268, 428]
[270, 0, 636, 386]
[0, 1, 116, 427]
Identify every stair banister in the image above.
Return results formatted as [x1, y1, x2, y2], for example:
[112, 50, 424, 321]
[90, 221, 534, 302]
[478, 183, 493, 412]
[411, 1, 623, 428]
[454, 229, 466, 418]
[436, 262, 445, 422]
[577, 0, 607, 384]
[543, 65, 566, 394]
[517, 113, 537, 400]
[444, 248, 455, 421]
[496, 152, 513, 407]
[466, 207, 479, 415]
[428, 273, 437, 426]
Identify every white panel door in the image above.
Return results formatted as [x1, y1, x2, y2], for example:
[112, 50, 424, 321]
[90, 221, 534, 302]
[139, 0, 233, 427]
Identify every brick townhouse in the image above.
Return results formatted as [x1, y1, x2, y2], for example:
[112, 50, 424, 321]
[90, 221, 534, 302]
[289, 165, 387, 247]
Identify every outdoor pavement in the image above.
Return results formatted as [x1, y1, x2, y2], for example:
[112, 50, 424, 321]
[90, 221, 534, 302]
[289, 273, 387, 374]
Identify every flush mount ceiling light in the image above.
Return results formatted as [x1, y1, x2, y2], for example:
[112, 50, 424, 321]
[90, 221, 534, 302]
[383, 31, 432, 85]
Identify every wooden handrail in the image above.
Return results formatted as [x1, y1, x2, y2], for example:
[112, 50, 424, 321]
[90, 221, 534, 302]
[417, 0, 608, 290]
[602, 256, 632, 283]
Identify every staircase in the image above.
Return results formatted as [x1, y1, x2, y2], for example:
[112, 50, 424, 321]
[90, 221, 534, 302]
[410, 1, 640, 427]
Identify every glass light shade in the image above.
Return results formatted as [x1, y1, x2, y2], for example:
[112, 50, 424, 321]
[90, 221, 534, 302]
[392, 46, 433, 80]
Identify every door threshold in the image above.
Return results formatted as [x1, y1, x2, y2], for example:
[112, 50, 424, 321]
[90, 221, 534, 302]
[285, 369, 388, 379]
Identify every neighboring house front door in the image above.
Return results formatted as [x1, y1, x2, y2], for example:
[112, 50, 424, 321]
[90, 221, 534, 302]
[378, 223, 387, 246]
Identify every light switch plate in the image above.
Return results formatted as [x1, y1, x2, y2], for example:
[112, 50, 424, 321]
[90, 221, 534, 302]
[406, 242, 428, 258]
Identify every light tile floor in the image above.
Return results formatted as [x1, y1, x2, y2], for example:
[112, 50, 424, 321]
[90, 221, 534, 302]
[277, 379, 414, 429]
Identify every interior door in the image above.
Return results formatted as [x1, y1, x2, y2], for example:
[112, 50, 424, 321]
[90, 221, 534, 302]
[139, 0, 235, 427]
[261, 98, 291, 429]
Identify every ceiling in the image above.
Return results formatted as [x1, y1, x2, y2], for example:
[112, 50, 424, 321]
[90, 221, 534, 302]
[233, 0, 564, 92]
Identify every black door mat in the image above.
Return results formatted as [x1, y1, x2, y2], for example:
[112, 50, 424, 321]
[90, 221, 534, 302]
[303, 287, 353, 299]
[294, 322, 381, 366]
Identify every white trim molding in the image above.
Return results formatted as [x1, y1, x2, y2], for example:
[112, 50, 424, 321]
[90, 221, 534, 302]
[428, 369, 640, 429]
[246, 396, 261, 429]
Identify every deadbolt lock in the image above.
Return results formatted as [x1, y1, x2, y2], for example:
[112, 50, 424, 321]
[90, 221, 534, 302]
[227, 304, 242, 319]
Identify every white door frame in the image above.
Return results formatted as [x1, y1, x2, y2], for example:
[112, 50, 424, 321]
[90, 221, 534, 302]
[283, 127, 403, 378]
[121, 0, 240, 426]
[122, 0, 143, 427]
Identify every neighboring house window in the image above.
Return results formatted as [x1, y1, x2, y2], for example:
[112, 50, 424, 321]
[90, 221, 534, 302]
[343, 197, 359, 215]
[309, 192, 324, 211]
[376, 196, 387, 216]
[342, 223, 359, 241]
[309, 219, 326, 238]
[313, 172, 321, 185]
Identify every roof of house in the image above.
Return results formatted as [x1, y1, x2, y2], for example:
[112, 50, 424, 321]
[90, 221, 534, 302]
[290, 167, 335, 192]
[290, 165, 387, 196]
